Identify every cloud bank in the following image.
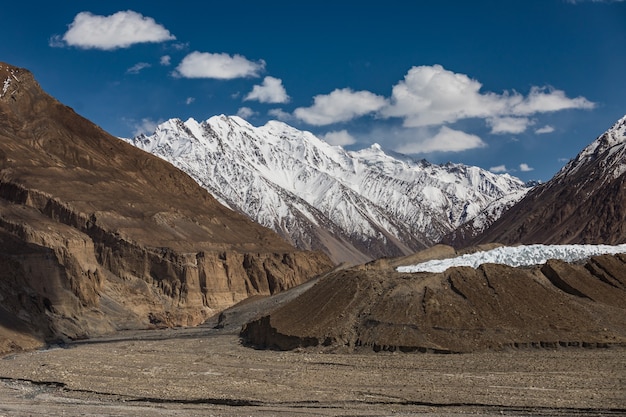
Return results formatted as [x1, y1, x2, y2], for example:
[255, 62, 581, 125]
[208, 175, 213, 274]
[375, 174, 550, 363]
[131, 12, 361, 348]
[52, 11, 175, 50]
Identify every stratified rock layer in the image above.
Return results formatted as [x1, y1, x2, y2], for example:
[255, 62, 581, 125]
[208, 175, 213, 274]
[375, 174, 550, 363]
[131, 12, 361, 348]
[242, 250, 626, 353]
[0, 63, 333, 354]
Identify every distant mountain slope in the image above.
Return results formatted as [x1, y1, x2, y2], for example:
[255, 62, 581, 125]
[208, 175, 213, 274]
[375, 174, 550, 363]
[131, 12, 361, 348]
[125, 116, 527, 264]
[451, 115, 626, 247]
[0, 62, 332, 354]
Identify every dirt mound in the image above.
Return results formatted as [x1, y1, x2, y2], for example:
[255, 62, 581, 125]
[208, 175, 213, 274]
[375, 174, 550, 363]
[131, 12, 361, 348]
[0, 62, 333, 355]
[242, 250, 626, 353]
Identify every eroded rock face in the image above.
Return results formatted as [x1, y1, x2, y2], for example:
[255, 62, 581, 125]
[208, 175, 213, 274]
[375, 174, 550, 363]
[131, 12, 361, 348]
[0, 63, 334, 354]
[241, 251, 626, 353]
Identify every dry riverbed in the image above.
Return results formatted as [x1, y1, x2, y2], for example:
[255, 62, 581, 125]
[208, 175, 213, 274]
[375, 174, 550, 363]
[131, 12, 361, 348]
[0, 325, 624, 417]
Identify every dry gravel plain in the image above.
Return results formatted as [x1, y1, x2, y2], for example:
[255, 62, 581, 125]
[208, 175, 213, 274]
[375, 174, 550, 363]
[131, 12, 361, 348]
[0, 324, 625, 417]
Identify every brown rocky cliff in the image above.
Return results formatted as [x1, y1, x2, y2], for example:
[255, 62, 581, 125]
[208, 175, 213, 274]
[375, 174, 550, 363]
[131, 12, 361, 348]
[0, 63, 334, 354]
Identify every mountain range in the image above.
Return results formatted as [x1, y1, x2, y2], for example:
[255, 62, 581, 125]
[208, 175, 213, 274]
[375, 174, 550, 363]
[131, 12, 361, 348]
[1, 60, 625, 356]
[125, 116, 528, 264]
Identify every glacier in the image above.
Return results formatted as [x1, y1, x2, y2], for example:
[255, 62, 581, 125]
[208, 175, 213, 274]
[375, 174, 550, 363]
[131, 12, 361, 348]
[397, 244, 626, 273]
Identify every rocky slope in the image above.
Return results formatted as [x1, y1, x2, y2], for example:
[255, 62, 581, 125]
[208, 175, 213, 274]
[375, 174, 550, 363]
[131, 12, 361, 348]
[241, 247, 626, 353]
[445, 114, 626, 247]
[0, 63, 333, 355]
[124, 116, 527, 264]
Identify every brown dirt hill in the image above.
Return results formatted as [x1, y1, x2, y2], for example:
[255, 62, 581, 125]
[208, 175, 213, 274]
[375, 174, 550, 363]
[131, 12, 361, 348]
[241, 248, 626, 353]
[0, 63, 333, 355]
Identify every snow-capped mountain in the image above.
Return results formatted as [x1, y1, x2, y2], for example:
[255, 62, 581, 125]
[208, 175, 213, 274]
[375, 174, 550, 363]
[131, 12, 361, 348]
[124, 115, 527, 264]
[454, 114, 626, 247]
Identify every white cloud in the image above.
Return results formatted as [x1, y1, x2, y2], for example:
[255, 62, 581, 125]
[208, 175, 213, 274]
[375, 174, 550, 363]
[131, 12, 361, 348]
[160, 55, 171, 66]
[175, 51, 265, 79]
[487, 117, 533, 134]
[132, 117, 161, 136]
[535, 125, 555, 134]
[380, 65, 595, 130]
[322, 130, 357, 146]
[52, 10, 175, 50]
[294, 88, 387, 125]
[489, 165, 508, 173]
[126, 62, 151, 74]
[244, 76, 289, 103]
[268, 108, 293, 121]
[236, 107, 257, 119]
[185, 97, 195, 105]
[520, 163, 534, 172]
[395, 126, 487, 154]
[510, 86, 595, 115]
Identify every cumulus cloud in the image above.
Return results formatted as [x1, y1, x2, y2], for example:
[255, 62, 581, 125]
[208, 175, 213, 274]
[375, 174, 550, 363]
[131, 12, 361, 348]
[131, 117, 161, 136]
[487, 117, 533, 134]
[244, 76, 289, 103]
[535, 125, 555, 134]
[380, 65, 595, 130]
[294, 88, 387, 125]
[510, 86, 595, 115]
[489, 165, 508, 173]
[268, 108, 293, 121]
[51, 10, 175, 50]
[174, 51, 265, 79]
[236, 107, 257, 119]
[395, 126, 487, 154]
[160, 55, 171, 66]
[322, 130, 357, 146]
[520, 163, 534, 172]
[126, 62, 151, 74]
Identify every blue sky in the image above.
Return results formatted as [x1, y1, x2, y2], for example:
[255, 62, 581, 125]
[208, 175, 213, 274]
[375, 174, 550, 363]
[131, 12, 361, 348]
[1, 0, 624, 181]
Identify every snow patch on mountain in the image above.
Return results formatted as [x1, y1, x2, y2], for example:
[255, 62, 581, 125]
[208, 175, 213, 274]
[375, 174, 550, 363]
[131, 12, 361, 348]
[398, 244, 626, 273]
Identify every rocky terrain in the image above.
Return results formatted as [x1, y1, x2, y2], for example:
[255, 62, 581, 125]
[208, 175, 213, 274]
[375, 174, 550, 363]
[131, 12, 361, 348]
[242, 246, 626, 353]
[0, 62, 333, 355]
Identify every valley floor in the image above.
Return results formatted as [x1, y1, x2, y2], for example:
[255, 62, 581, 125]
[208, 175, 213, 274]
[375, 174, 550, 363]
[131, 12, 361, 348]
[0, 325, 624, 417]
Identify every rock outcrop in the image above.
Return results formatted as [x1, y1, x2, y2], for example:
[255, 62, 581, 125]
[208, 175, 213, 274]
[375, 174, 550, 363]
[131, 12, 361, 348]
[0, 63, 334, 355]
[241, 249, 626, 353]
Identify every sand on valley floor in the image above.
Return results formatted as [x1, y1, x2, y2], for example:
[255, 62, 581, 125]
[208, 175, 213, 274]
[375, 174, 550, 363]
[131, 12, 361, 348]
[0, 325, 624, 417]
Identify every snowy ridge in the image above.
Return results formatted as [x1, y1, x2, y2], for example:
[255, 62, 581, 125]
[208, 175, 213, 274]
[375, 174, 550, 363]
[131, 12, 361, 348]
[555, 114, 626, 182]
[124, 115, 528, 263]
[398, 244, 626, 273]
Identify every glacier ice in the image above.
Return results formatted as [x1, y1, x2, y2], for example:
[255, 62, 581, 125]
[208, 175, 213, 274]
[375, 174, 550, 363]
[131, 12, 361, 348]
[397, 244, 626, 273]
